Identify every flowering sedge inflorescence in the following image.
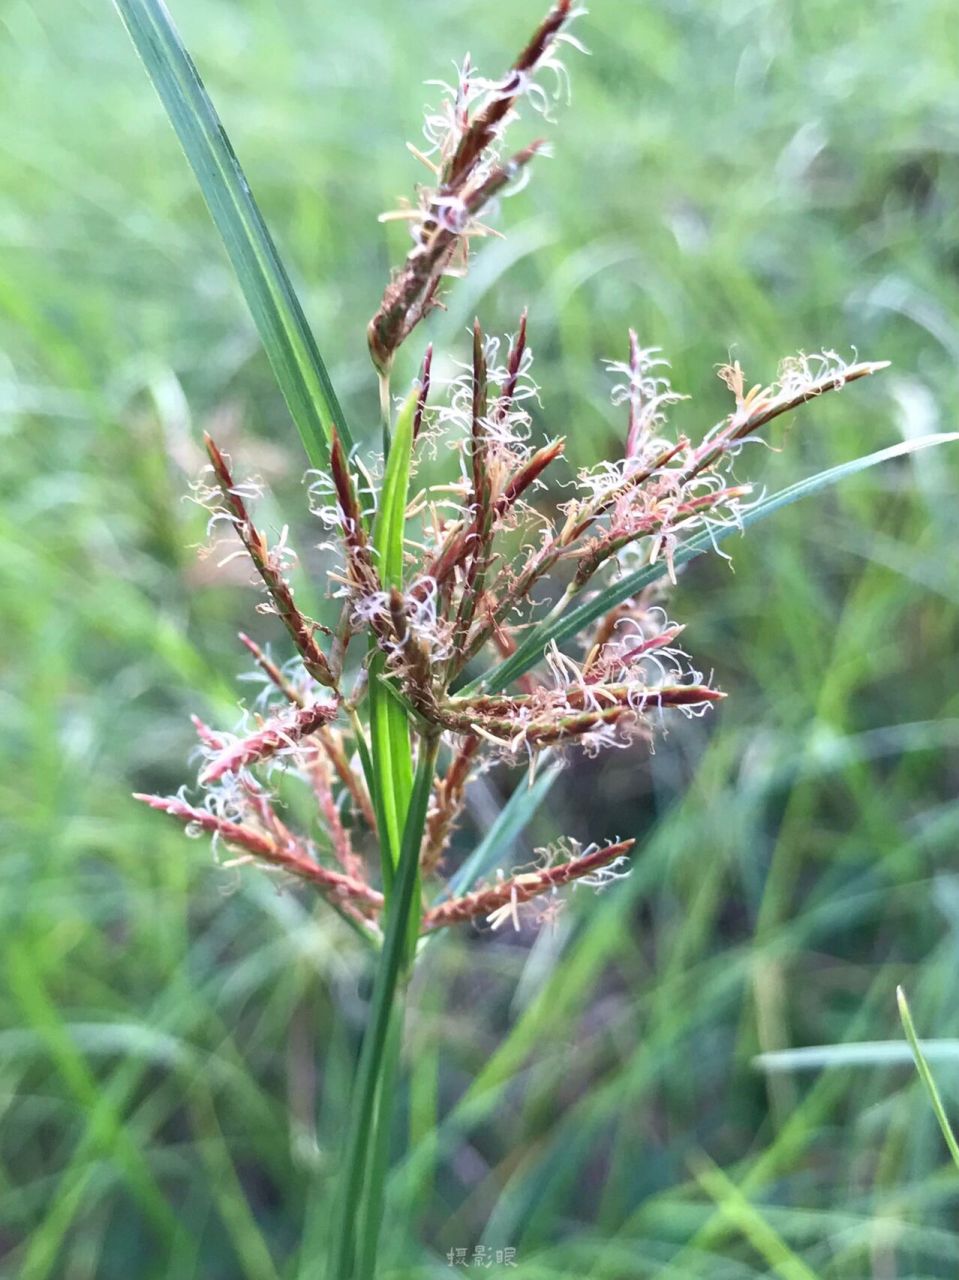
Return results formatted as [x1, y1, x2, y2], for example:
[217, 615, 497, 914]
[136, 1, 886, 942]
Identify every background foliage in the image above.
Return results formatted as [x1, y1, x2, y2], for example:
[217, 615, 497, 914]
[2, 0, 959, 1275]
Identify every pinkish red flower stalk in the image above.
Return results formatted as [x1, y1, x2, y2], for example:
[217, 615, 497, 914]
[202, 434, 338, 690]
[422, 838, 635, 933]
[308, 747, 365, 882]
[134, 793, 382, 921]
[421, 734, 480, 875]
[238, 629, 377, 828]
[198, 700, 338, 784]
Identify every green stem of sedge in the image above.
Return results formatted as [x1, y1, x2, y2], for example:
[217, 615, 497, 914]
[327, 734, 440, 1280]
[355, 1007, 403, 1280]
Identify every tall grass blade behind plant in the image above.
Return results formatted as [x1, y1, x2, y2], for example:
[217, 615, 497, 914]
[898, 986, 959, 1173]
[113, 1, 959, 1275]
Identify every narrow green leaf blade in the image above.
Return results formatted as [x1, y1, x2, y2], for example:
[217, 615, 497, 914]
[369, 392, 418, 882]
[898, 985, 959, 1171]
[372, 389, 417, 590]
[464, 433, 959, 696]
[112, 0, 352, 468]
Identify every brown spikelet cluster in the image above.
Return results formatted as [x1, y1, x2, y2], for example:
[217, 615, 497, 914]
[367, 1, 579, 374]
[137, 3, 886, 944]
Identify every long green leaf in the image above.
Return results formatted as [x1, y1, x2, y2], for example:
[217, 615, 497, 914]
[327, 736, 440, 1280]
[369, 392, 417, 887]
[112, 0, 352, 468]
[463, 433, 959, 696]
[355, 1008, 402, 1280]
[898, 985, 959, 1171]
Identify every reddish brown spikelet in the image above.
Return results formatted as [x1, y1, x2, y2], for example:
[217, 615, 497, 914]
[387, 587, 437, 719]
[499, 309, 529, 413]
[329, 428, 364, 550]
[496, 437, 564, 515]
[237, 629, 374, 826]
[421, 436, 564, 598]
[204, 434, 336, 689]
[443, 2, 572, 190]
[449, 323, 495, 655]
[133, 793, 383, 913]
[191, 714, 226, 751]
[368, 141, 544, 373]
[421, 735, 480, 874]
[308, 748, 365, 881]
[471, 319, 489, 469]
[734, 359, 888, 434]
[413, 344, 433, 442]
[600, 624, 686, 672]
[329, 425, 379, 599]
[572, 482, 753, 591]
[564, 438, 688, 545]
[366, 0, 580, 374]
[679, 358, 890, 487]
[435, 683, 723, 748]
[422, 836, 634, 933]
[199, 700, 338, 784]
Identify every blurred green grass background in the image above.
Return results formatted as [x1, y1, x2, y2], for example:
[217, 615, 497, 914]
[3, 0, 959, 1275]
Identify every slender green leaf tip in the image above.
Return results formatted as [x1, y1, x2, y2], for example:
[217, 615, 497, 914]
[372, 389, 419, 588]
[898, 984, 959, 1172]
[112, 0, 353, 469]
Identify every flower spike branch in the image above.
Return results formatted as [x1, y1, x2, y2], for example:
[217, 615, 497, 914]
[368, 0, 583, 375]
[139, 333, 886, 936]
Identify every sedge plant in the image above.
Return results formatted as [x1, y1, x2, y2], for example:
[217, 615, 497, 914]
[114, 0, 958, 1274]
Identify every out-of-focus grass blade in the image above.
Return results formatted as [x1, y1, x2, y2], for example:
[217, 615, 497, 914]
[190, 1084, 281, 1280]
[464, 433, 959, 696]
[369, 391, 417, 888]
[7, 944, 180, 1278]
[690, 1153, 822, 1280]
[755, 1040, 959, 1072]
[443, 757, 563, 901]
[112, 0, 352, 469]
[898, 985, 959, 1171]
